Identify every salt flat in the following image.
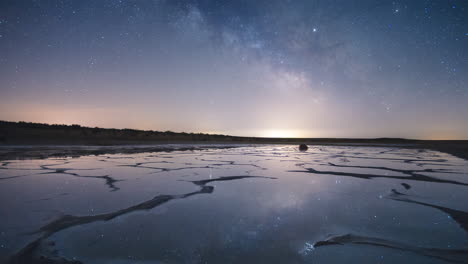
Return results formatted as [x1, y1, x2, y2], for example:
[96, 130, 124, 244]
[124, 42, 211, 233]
[1, 145, 467, 264]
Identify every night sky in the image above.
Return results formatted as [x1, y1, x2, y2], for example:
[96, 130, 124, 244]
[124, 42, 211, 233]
[0, 0, 467, 139]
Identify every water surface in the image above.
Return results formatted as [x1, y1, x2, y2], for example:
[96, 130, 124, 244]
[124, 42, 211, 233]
[1, 145, 467, 263]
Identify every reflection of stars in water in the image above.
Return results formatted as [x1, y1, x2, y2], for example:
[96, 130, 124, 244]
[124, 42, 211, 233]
[299, 242, 315, 255]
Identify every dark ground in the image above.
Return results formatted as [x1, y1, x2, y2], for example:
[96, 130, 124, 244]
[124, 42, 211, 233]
[1, 120, 467, 161]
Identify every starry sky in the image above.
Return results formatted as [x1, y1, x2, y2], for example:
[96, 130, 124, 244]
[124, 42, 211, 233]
[0, 0, 467, 139]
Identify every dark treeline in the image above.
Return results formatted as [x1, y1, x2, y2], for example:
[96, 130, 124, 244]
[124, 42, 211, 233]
[0, 120, 243, 144]
[0, 120, 467, 147]
[0, 120, 420, 145]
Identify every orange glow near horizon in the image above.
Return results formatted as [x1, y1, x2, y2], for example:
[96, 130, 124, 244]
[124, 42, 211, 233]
[260, 129, 305, 138]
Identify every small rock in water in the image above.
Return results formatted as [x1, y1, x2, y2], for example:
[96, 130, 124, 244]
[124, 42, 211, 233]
[299, 144, 308, 151]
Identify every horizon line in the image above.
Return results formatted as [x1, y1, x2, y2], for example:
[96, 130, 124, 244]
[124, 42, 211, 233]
[1, 120, 467, 141]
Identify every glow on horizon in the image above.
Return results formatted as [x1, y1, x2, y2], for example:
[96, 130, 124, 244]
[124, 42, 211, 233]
[0, 1, 467, 140]
[260, 129, 306, 138]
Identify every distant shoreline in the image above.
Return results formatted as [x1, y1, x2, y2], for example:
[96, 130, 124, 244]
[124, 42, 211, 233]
[1, 120, 467, 161]
[1, 141, 467, 162]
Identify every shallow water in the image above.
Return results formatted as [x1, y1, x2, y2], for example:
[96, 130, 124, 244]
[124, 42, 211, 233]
[0, 145, 467, 263]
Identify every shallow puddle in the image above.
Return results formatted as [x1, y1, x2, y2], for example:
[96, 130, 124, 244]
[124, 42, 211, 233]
[1, 145, 467, 263]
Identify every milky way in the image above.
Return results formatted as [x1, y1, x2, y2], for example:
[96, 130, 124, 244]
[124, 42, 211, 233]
[0, 0, 466, 138]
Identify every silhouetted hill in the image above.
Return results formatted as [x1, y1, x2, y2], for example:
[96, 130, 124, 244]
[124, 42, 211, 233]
[0, 120, 241, 144]
[0, 120, 418, 145]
